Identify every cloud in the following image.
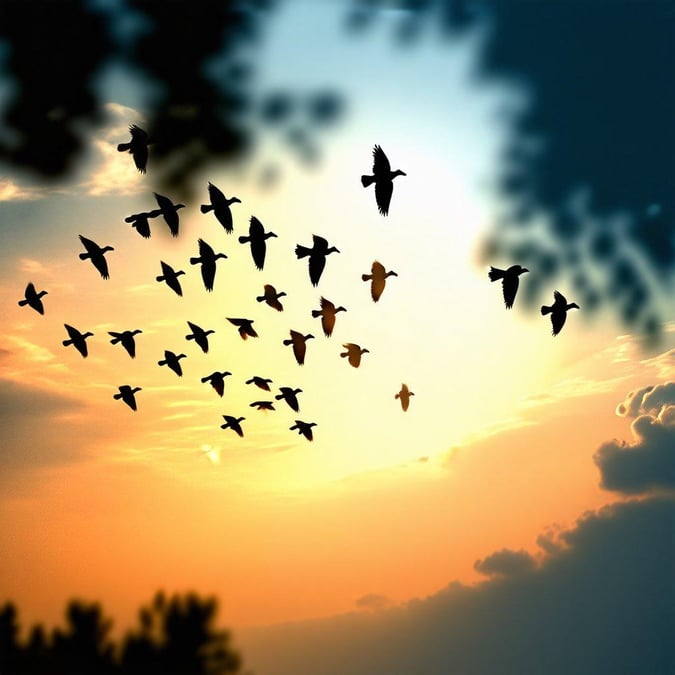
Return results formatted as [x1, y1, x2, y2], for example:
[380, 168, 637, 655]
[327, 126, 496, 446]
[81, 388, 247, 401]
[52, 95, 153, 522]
[474, 548, 536, 577]
[355, 593, 392, 612]
[616, 382, 675, 418]
[0, 177, 49, 201]
[641, 349, 675, 380]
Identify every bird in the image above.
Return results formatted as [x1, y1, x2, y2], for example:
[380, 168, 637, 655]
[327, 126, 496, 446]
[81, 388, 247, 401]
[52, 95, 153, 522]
[156, 261, 186, 296]
[226, 318, 258, 340]
[114, 385, 142, 411]
[488, 265, 529, 309]
[117, 124, 150, 173]
[201, 371, 232, 397]
[18, 282, 47, 315]
[62, 324, 94, 358]
[78, 235, 114, 279]
[250, 400, 275, 411]
[541, 290, 579, 336]
[341, 343, 369, 368]
[283, 330, 314, 365]
[289, 420, 316, 442]
[200, 182, 240, 233]
[361, 145, 406, 216]
[221, 415, 245, 437]
[256, 284, 286, 312]
[158, 350, 186, 376]
[185, 321, 215, 353]
[275, 387, 302, 412]
[395, 383, 414, 412]
[295, 235, 340, 286]
[189, 239, 227, 292]
[361, 261, 397, 302]
[108, 329, 143, 358]
[153, 192, 185, 237]
[311, 297, 346, 337]
[246, 376, 273, 391]
[238, 216, 277, 270]
[125, 210, 162, 239]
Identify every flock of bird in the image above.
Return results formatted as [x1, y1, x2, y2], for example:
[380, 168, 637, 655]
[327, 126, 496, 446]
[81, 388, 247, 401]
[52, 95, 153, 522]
[18, 130, 579, 446]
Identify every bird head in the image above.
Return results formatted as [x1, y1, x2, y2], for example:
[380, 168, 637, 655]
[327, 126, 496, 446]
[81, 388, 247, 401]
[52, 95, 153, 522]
[327, 247, 340, 254]
[305, 334, 315, 340]
[229, 197, 242, 205]
[387, 271, 398, 278]
[517, 266, 529, 275]
[362, 348, 370, 354]
[176, 270, 186, 277]
[265, 231, 278, 239]
[102, 246, 115, 253]
[569, 302, 580, 310]
[393, 170, 406, 178]
[336, 306, 347, 313]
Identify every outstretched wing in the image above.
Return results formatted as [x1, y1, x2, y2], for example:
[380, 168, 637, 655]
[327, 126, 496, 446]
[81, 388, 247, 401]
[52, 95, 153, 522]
[375, 180, 393, 216]
[372, 145, 391, 176]
[207, 181, 225, 204]
[551, 311, 567, 337]
[78, 235, 99, 255]
[198, 238, 215, 258]
[502, 275, 520, 309]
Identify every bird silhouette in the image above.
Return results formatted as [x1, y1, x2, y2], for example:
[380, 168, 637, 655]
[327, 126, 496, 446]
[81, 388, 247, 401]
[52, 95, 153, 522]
[125, 210, 162, 238]
[395, 383, 414, 411]
[246, 376, 273, 391]
[108, 329, 142, 358]
[341, 343, 369, 368]
[238, 216, 277, 270]
[200, 182, 240, 233]
[190, 239, 227, 292]
[361, 145, 406, 216]
[156, 261, 186, 296]
[311, 297, 346, 337]
[283, 330, 314, 365]
[250, 400, 275, 411]
[226, 317, 258, 340]
[488, 265, 529, 309]
[117, 124, 150, 173]
[153, 192, 185, 237]
[114, 385, 142, 411]
[78, 235, 114, 279]
[295, 235, 340, 286]
[158, 350, 186, 376]
[541, 290, 580, 336]
[62, 324, 94, 358]
[201, 371, 232, 397]
[275, 387, 302, 412]
[361, 261, 398, 302]
[185, 321, 215, 353]
[256, 284, 286, 311]
[18, 282, 47, 315]
[221, 415, 245, 437]
[289, 420, 316, 442]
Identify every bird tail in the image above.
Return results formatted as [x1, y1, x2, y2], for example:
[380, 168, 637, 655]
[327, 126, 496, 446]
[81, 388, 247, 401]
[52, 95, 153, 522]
[283, 339, 293, 346]
[117, 143, 131, 152]
[62, 339, 72, 347]
[395, 392, 400, 399]
[238, 235, 251, 244]
[78, 253, 89, 260]
[158, 359, 167, 366]
[155, 275, 165, 282]
[113, 392, 122, 400]
[541, 305, 552, 316]
[488, 266, 505, 282]
[311, 310, 322, 318]
[109, 335, 121, 344]
[340, 351, 348, 358]
[17, 299, 28, 307]
[295, 245, 311, 259]
[361, 274, 372, 282]
[124, 215, 136, 223]
[200, 204, 213, 214]
[256, 295, 265, 303]
[361, 175, 375, 188]
[200, 375, 210, 383]
[189, 257, 201, 265]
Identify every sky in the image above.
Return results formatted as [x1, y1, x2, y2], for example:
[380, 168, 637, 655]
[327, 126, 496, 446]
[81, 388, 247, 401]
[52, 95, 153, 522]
[0, 1, 674, 673]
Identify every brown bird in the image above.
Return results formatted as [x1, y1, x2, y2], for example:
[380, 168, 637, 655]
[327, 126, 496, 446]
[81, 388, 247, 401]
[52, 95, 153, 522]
[78, 235, 114, 279]
[153, 192, 185, 237]
[361, 261, 398, 302]
[283, 330, 314, 365]
[18, 282, 47, 315]
[158, 350, 186, 376]
[114, 385, 142, 411]
[221, 415, 245, 437]
[275, 387, 302, 412]
[62, 324, 94, 358]
[395, 383, 414, 411]
[295, 235, 340, 286]
[488, 264, 529, 309]
[289, 420, 317, 442]
[108, 329, 142, 358]
[361, 145, 406, 216]
[201, 371, 232, 397]
[541, 291, 579, 336]
[256, 284, 286, 312]
[190, 239, 227, 292]
[185, 321, 215, 353]
[341, 343, 369, 368]
[200, 182, 240, 233]
[250, 400, 275, 411]
[226, 318, 258, 340]
[238, 216, 277, 270]
[117, 124, 150, 173]
[311, 297, 346, 337]
[246, 376, 273, 391]
[156, 261, 186, 296]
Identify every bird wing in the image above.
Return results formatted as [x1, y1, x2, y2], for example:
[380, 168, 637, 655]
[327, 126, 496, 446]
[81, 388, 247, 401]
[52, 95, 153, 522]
[25, 282, 36, 298]
[154, 192, 173, 211]
[293, 336, 307, 365]
[251, 239, 266, 270]
[372, 145, 391, 175]
[551, 311, 567, 336]
[91, 253, 110, 280]
[228, 318, 244, 327]
[374, 179, 393, 216]
[122, 334, 136, 358]
[553, 290, 567, 307]
[212, 378, 225, 397]
[134, 217, 151, 238]
[129, 125, 148, 142]
[312, 234, 329, 251]
[319, 296, 335, 311]
[372, 261, 385, 276]
[371, 276, 385, 302]
[208, 181, 225, 204]
[308, 255, 326, 286]
[287, 392, 299, 412]
[78, 235, 99, 255]
[502, 275, 519, 309]
[64, 323, 80, 341]
[198, 238, 215, 258]
[322, 313, 335, 337]
[348, 349, 360, 368]
[132, 145, 148, 173]
[249, 216, 264, 237]
[200, 260, 216, 291]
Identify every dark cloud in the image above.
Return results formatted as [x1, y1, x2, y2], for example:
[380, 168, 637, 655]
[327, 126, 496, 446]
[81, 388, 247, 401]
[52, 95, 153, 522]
[355, 593, 392, 611]
[473, 548, 536, 577]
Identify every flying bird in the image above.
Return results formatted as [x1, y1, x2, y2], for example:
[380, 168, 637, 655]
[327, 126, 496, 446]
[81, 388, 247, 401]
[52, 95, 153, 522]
[361, 261, 397, 302]
[395, 383, 414, 412]
[256, 284, 286, 311]
[246, 376, 273, 391]
[238, 216, 277, 270]
[78, 235, 114, 279]
[221, 415, 245, 437]
[361, 145, 406, 216]
[311, 297, 346, 337]
[190, 238, 227, 292]
[125, 210, 162, 239]
[185, 321, 215, 353]
[158, 350, 186, 376]
[275, 387, 302, 412]
[341, 343, 369, 368]
[201, 371, 232, 397]
[62, 324, 94, 358]
[488, 265, 529, 309]
[18, 282, 47, 315]
[156, 261, 186, 296]
[289, 420, 316, 442]
[250, 400, 275, 411]
[226, 317, 258, 340]
[541, 290, 579, 336]
[200, 182, 240, 233]
[108, 329, 143, 358]
[117, 124, 150, 173]
[114, 385, 142, 411]
[295, 235, 340, 286]
[153, 192, 185, 237]
[283, 330, 314, 365]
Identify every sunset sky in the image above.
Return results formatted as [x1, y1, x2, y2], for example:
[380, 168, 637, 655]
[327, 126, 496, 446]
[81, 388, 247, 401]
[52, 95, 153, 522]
[1, 1, 673, 673]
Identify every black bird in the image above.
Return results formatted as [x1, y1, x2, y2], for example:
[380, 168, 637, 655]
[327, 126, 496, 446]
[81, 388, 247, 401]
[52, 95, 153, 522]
[256, 284, 286, 311]
[153, 192, 185, 237]
[488, 265, 529, 309]
[18, 282, 47, 315]
[226, 317, 258, 340]
[158, 350, 186, 376]
[541, 291, 580, 336]
[341, 343, 369, 368]
[190, 239, 227, 292]
[311, 297, 346, 337]
[117, 124, 150, 173]
[275, 387, 302, 412]
[125, 210, 162, 238]
[185, 321, 215, 353]
[114, 385, 142, 411]
[283, 330, 314, 365]
[246, 376, 273, 391]
[295, 235, 340, 286]
[221, 415, 245, 437]
[362, 261, 398, 302]
[238, 216, 277, 270]
[62, 324, 94, 358]
[395, 383, 414, 412]
[109, 329, 143, 358]
[361, 145, 406, 216]
[289, 420, 317, 442]
[250, 400, 275, 411]
[201, 371, 232, 397]
[200, 182, 241, 233]
[79, 235, 114, 279]
[156, 261, 186, 297]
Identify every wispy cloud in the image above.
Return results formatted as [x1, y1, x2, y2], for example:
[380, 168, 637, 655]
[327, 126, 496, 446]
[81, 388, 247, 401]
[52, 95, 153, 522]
[0, 177, 50, 202]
